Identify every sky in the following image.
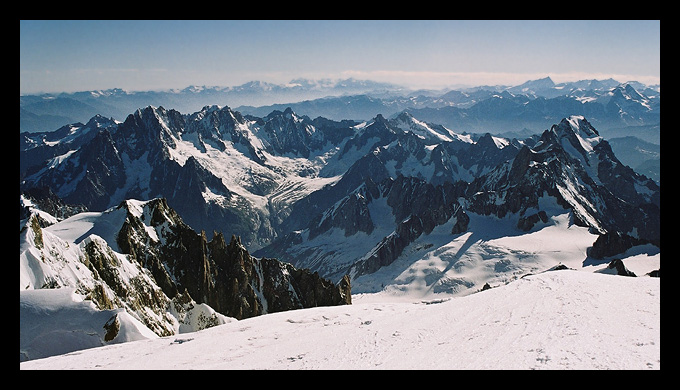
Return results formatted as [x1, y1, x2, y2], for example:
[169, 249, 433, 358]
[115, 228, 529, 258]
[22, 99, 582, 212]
[19, 20, 661, 95]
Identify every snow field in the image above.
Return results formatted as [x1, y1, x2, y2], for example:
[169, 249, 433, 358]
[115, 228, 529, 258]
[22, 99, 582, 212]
[20, 270, 659, 370]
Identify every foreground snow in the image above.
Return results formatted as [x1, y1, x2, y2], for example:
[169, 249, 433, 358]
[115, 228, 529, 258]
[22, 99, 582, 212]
[21, 269, 659, 370]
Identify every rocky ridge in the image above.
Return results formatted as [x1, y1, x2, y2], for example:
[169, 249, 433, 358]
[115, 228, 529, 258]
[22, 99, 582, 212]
[21, 103, 660, 294]
[259, 116, 660, 284]
[20, 196, 351, 339]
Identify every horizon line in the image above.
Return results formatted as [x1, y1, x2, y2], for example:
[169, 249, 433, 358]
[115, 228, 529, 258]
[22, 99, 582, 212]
[19, 72, 661, 96]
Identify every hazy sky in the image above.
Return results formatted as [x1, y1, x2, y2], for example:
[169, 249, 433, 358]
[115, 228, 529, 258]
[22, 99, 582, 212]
[20, 20, 660, 95]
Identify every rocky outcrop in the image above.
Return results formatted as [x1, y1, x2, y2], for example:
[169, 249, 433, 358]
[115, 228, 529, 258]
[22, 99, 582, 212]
[464, 116, 660, 253]
[81, 234, 177, 336]
[517, 210, 549, 231]
[20, 187, 88, 224]
[605, 259, 636, 277]
[450, 203, 470, 234]
[349, 176, 469, 278]
[259, 258, 352, 312]
[116, 198, 351, 320]
[588, 231, 652, 260]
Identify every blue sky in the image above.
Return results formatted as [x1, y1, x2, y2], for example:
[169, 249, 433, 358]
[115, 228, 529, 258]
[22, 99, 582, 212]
[20, 20, 660, 94]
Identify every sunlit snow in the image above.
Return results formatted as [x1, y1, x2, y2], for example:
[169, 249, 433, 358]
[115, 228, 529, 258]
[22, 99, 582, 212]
[20, 268, 659, 370]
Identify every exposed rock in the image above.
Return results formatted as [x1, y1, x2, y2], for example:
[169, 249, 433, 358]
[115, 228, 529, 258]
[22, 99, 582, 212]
[103, 314, 120, 342]
[348, 176, 468, 279]
[606, 259, 636, 277]
[517, 210, 548, 231]
[115, 198, 351, 320]
[20, 187, 88, 223]
[450, 204, 470, 234]
[588, 231, 649, 260]
[547, 263, 571, 271]
[82, 234, 175, 336]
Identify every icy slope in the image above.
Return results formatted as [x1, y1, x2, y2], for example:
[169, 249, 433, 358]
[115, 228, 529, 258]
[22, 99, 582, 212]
[20, 269, 660, 370]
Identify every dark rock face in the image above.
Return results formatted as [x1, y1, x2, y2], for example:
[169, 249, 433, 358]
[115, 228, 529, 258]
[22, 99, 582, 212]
[103, 314, 120, 342]
[464, 117, 660, 251]
[116, 198, 351, 320]
[450, 204, 470, 234]
[517, 211, 549, 231]
[308, 181, 378, 240]
[20, 187, 87, 223]
[259, 259, 351, 312]
[261, 108, 324, 158]
[588, 231, 651, 260]
[605, 259, 636, 277]
[348, 176, 469, 278]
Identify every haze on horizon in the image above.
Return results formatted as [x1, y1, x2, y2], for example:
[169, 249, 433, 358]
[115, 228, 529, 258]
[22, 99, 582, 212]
[20, 20, 660, 95]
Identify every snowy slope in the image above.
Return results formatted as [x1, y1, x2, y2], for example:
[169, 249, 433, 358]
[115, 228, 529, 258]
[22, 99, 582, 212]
[19, 288, 159, 362]
[20, 200, 237, 361]
[20, 197, 660, 368]
[20, 269, 660, 370]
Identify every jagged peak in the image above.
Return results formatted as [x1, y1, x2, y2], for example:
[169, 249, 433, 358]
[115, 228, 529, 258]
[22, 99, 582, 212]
[373, 113, 388, 123]
[85, 114, 118, 128]
[227, 234, 248, 254]
[198, 104, 224, 113]
[134, 105, 163, 116]
[118, 197, 165, 217]
[264, 107, 303, 123]
[614, 83, 647, 101]
[394, 111, 414, 121]
[550, 116, 601, 149]
[476, 132, 508, 149]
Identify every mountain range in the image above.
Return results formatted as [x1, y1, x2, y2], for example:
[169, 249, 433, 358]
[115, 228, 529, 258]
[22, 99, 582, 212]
[19, 78, 661, 364]
[238, 77, 660, 139]
[19, 78, 406, 133]
[21, 77, 659, 139]
[21, 103, 660, 275]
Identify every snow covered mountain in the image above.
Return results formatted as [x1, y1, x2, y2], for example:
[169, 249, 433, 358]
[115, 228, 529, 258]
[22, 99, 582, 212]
[237, 78, 659, 143]
[20, 195, 350, 361]
[20, 97, 660, 366]
[19, 78, 406, 133]
[21, 78, 659, 140]
[21, 105, 518, 251]
[21, 106, 660, 277]
[21, 105, 339, 248]
[256, 115, 659, 293]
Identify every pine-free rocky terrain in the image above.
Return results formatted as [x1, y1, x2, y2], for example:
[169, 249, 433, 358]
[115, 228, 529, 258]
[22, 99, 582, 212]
[20, 78, 660, 368]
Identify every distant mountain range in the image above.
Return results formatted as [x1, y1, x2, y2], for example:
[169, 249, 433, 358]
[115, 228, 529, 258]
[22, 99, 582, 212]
[19, 78, 407, 133]
[20, 77, 659, 141]
[238, 78, 660, 140]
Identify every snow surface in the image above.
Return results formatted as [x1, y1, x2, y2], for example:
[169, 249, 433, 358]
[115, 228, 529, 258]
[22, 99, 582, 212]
[20, 193, 660, 369]
[20, 288, 158, 362]
[20, 269, 659, 370]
